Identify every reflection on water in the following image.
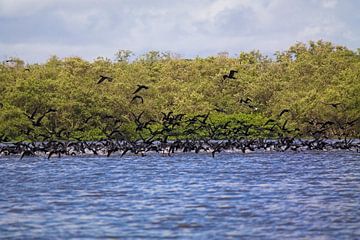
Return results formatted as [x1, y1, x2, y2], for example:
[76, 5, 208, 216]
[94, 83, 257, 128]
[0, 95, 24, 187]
[1, 152, 360, 239]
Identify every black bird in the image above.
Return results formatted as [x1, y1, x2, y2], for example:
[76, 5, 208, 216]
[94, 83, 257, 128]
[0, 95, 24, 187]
[214, 107, 226, 113]
[223, 70, 238, 80]
[84, 116, 94, 124]
[133, 85, 149, 94]
[31, 108, 57, 127]
[347, 118, 359, 126]
[24, 108, 38, 121]
[161, 111, 173, 121]
[264, 119, 276, 126]
[20, 149, 35, 160]
[97, 75, 113, 84]
[279, 109, 290, 117]
[131, 95, 144, 104]
[240, 98, 252, 104]
[0, 102, 3, 109]
[320, 102, 342, 108]
[132, 111, 144, 125]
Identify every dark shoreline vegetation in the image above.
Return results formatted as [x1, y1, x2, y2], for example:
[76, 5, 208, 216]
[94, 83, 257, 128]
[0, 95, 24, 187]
[0, 40, 359, 157]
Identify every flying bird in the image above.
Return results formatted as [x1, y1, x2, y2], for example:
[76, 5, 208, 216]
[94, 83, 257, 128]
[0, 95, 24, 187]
[347, 118, 359, 126]
[320, 102, 342, 108]
[264, 119, 276, 126]
[32, 108, 57, 127]
[279, 109, 290, 117]
[97, 75, 113, 84]
[131, 95, 144, 104]
[133, 85, 149, 94]
[24, 108, 38, 120]
[223, 70, 238, 80]
[240, 98, 252, 104]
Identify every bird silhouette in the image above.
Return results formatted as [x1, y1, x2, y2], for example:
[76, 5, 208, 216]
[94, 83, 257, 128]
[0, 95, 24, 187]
[264, 119, 276, 126]
[31, 108, 57, 127]
[320, 102, 342, 108]
[132, 111, 144, 124]
[131, 95, 144, 104]
[279, 109, 290, 117]
[161, 111, 173, 121]
[24, 108, 38, 121]
[240, 98, 252, 104]
[223, 70, 238, 80]
[133, 85, 149, 94]
[20, 149, 35, 160]
[347, 118, 359, 126]
[97, 75, 113, 84]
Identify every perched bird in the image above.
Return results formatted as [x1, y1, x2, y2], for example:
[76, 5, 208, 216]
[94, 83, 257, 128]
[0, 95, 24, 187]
[133, 85, 149, 94]
[20, 149, 35, 160]
[131, 95, 144, 104]
[223, 70, 238, 80]
[97, 75, 113, 84]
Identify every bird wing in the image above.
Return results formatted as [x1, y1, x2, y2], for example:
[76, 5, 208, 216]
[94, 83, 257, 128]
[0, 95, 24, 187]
[279, 109, 290, 116]
[133, 85, 148, 94]
[229, 70, 238, 77]
[131, 95, 143, 103]
[133, 87, 141, 94]
[97, 77, 105, 84]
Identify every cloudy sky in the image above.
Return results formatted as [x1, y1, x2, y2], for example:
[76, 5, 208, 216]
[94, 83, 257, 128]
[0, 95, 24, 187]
[0, 0, 359, 62]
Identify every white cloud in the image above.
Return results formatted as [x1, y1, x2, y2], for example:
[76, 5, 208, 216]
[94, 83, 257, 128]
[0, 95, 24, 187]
[0, 0, 359, 62]
[320, 0, 338, 8]
[0, 42, 114, 63]
[0, 0, 53, 17]
[190, 0, 248, 22]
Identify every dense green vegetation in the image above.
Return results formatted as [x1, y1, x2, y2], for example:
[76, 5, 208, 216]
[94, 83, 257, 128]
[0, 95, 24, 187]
[0, 40, 359, 142]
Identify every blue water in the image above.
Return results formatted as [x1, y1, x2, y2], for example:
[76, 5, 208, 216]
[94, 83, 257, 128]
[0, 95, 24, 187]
[0, 151, 360, 239]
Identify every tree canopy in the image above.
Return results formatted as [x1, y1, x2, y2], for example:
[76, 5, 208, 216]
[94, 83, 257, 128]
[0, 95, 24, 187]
[0, 41, 359, 142]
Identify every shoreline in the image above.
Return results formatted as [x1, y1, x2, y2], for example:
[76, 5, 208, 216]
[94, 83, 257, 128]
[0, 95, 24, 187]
[1, 138, 359, 159]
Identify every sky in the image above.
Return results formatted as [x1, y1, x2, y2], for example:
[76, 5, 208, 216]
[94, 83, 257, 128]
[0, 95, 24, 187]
[0, 0, 359, 63]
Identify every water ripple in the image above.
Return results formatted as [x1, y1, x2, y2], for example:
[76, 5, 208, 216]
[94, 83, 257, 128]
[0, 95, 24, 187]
[0, 151, 360, 239]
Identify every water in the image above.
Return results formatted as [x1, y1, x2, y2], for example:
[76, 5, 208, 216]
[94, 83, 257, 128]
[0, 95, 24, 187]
[1, 151, 360, 239]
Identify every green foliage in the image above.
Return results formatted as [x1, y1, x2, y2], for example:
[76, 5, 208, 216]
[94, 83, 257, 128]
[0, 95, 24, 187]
[0, 41, 359, 141]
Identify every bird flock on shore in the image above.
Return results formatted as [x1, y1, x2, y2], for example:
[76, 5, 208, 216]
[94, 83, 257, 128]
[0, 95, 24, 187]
[0, 70, 359, 159]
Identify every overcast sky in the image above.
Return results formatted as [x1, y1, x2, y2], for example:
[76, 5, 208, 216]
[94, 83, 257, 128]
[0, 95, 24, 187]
[0, 0, 359, 62]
